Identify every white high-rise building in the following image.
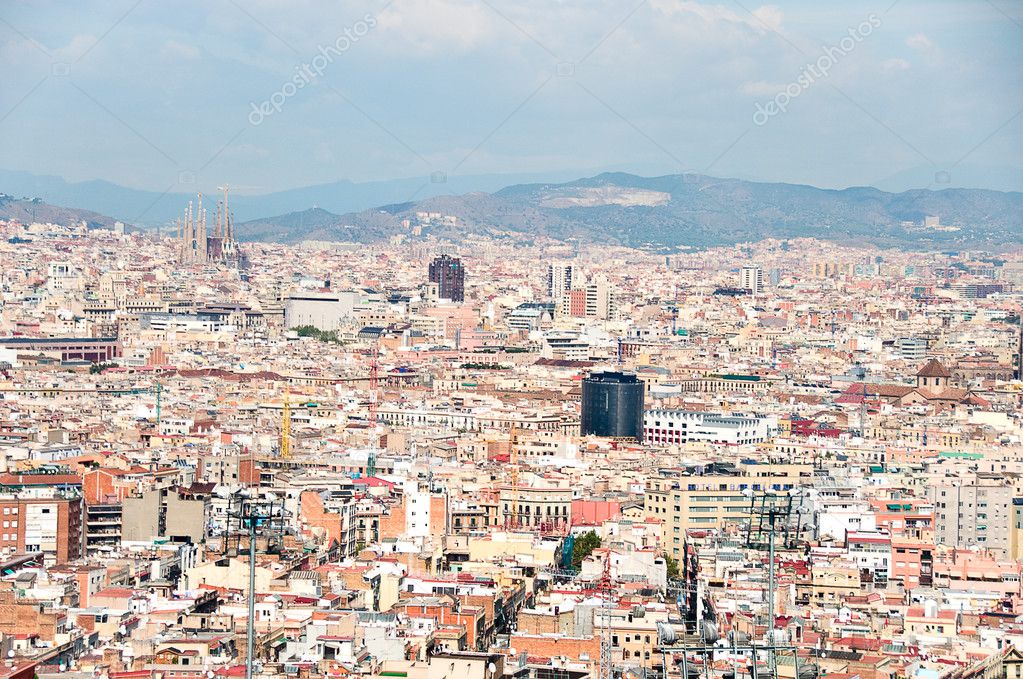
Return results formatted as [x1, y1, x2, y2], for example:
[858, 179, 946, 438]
[585, 275, 617, 321]
[546, 263, 574, 301]
[740, 265, 764, 295]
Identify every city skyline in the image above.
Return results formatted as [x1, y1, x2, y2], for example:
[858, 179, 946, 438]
[2, 3, 1023, 677]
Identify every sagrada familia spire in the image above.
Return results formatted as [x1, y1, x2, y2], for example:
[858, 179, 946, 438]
[177, 185, 239, 265]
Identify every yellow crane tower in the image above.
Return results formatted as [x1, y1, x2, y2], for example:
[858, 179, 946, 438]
[508, 423, 520, 528]
[280, 390, 292, 460]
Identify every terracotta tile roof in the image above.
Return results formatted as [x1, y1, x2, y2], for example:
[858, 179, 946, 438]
[916, 358, 952, 378]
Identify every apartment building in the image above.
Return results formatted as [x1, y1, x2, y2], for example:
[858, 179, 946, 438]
[0, 487, 84, 563]
[645, 463, 814, 558]
[929, 473, 1012, 557]
[643, 409, 778, 446]
[497, 484, 573, 532]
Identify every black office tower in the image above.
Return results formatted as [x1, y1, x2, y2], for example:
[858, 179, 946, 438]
[580, 371, 644, 441]
[429, 254, 465, 302]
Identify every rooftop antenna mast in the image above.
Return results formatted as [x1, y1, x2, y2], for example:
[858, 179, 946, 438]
[598, 549, 614, 679]
[226, 492, 288, 679]
[744, 491, 796, 679]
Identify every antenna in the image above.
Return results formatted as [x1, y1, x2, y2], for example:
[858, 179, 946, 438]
[226, 492, 288, 679]
[744, 491, 796, 679]
[598, 549, 613, 679]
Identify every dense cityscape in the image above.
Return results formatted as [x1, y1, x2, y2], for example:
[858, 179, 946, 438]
[2, 0, 1022, 678]
[0, 203, 1021, 679]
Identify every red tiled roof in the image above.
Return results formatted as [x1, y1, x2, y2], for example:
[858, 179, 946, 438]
[916, 359, 951, 378]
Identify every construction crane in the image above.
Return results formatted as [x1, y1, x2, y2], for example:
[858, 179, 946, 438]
[368, 339, 380, 426]
[505, 424, 521, 529]
[670, 284, 679, 336]
[280, 390, 292, 458]
[154, 381, 163, 425]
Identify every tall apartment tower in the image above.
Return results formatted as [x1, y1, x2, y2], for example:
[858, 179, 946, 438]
[740, 265, 764, 295]
[929, 475, 1011, 558]
[546, 263, 574, 301]
[428, 255, 465, 302]
[585, 275, 617, 320]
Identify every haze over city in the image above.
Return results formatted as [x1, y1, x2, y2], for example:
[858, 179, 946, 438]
[2, 0, 1022, 195]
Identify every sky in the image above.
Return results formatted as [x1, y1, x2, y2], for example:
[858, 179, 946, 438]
[1, 0, 1021, 195]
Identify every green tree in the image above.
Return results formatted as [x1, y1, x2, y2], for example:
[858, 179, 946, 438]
[291, 325, 343, 344]
[571, 530, 602, 570]
[664, 552, 680, 580]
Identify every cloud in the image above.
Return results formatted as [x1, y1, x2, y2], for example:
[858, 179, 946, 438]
[52, 34, 104, 63]
[752, 5, 784, 32]
[161, 40, 201, 60]
[739, 80, 788, 96]
[882, 58, 911, 71]
[376, 0, 493, 54]
[649, 0, 783, 33]
[906, 33, 933, 50]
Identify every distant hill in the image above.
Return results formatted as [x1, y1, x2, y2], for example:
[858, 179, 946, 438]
[0, 193, 118, 229]
[236, 172, 1023, 249]
[0, 168, 598, 227]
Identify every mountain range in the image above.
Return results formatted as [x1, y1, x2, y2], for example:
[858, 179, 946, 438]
[234, 172, 1023, 250]
[3, 171, 1021, 250]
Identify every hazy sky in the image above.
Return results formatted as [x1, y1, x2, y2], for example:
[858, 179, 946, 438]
[1, 0, 1021, 193]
